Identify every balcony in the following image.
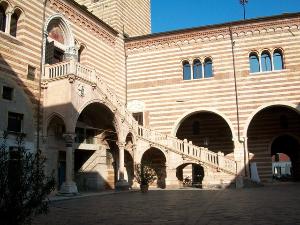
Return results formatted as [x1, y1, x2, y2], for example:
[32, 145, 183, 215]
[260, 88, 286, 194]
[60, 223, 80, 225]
[44, 60, 96, 82]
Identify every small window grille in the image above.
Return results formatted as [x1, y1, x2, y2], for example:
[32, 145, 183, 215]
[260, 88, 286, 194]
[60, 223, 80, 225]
[7, 112, 24, 133]
[27, 65, 36, 80]
[2, 86, 13, 100]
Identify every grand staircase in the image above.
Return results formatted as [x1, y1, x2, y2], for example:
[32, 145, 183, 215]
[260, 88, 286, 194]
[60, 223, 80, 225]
[44, 61, 237, 175]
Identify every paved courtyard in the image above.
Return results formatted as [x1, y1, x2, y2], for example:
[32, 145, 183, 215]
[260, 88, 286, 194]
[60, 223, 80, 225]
[33, 183, 300, 225]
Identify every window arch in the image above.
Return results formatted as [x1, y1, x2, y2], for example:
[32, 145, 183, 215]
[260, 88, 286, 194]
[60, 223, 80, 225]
[44, 14, 75, 64]
[261, 50, 272, 72]
[204, 58, 213, 78]
[78, 44, 86, 63]
[183, 60, 191, 80]
[273, 49, 284, 70]
[193, 59, 202, 79]
[249, 52, 260, 73]
[10, 8, 22, 37]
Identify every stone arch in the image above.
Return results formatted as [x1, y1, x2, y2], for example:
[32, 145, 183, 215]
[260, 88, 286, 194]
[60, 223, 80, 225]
[72, 99, 121, 138]
[125, 131, 136, 154]
[45, 114, 66, 189]
[0, 0, 13, 13]
[136, 144, 168, 165]
[45, 112, 66, 135]
[44, 13, 74, 46]
[43, 13, 76, 64]
[176, 163, 205, 187]
[141, 147, 167, 189]
[172, 108, 236, 139]
[243, 102, 300, 137]
[7, 6, 24, 38]
[269, 134, 300, 180]
[246, 103, 300, 181]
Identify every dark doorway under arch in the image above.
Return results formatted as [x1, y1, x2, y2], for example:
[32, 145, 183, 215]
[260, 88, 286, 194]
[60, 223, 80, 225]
[271, 135, 300, 180]
[176, 163, 204, 188]
[248, 105, 300, 181]
[176, 112, 234, 155]
[141, 148, 166, 189]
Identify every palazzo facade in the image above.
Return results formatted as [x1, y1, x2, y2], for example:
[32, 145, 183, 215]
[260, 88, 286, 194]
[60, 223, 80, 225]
[0, 0, 299, 193]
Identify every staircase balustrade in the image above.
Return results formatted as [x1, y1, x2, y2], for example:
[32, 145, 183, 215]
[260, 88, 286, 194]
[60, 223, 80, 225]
[44, 61, 237, 174]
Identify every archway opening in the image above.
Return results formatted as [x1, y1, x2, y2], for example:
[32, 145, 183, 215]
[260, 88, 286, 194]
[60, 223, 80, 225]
[0, 2, 8, 32]
[176, 163, 204, 188]
[141, 148, 166, 189]
[271, 135, 300, 181]
[46, 115, 66, 190]
[247, 106, 300, 182]
[124, 133, 134, 187]
[124, 150, 134, 187]
[176, 111, 234, 155]
[10, 8, 22, 37]
[74, 102, 118, 191]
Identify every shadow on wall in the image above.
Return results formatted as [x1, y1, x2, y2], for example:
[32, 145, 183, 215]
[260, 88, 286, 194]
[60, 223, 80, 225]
[0, 53, 37, 145]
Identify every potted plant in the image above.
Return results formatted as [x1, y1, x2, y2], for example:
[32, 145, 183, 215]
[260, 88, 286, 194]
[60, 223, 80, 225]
[134, 162, 157, 193]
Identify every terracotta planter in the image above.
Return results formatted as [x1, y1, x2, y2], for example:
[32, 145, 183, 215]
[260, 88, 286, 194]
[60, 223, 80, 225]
[140, 184, 149, 193]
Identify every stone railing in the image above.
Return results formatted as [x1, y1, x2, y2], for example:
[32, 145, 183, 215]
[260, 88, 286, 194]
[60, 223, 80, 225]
[44, 61, 138, 130]
[137, 126, 237, 174]
[44, 61, 237, 174]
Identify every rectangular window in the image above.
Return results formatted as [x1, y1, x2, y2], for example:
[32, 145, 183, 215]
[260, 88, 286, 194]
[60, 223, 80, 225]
[133, 112, 143, 126]
[27, 65, 36, 80]
[2, 86, 13, 100]
[7, 112, 23, 133]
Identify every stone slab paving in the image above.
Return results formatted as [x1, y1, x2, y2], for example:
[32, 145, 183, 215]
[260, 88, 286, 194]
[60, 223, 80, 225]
[33, 183, 300, 225]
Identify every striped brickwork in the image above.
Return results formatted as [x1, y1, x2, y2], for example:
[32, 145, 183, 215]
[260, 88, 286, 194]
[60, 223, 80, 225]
[74, 0, 151, 37]
[45, 0, 126, 103]
[125, 14, 300, 181]
[0, 0, 44, 145]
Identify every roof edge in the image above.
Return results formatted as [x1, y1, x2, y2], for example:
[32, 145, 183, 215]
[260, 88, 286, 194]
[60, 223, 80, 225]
[66, 0, 119, 36]
[125, 12, 300, 42]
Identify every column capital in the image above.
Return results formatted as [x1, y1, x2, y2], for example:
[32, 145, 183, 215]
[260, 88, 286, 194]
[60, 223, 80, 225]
[117, 141, 126, 148]
[63, 133, 75, 146]
[5, 11, 13, 16]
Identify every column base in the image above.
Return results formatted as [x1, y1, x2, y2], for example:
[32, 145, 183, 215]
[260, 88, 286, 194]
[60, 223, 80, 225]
[115, 179, 130, 191]
[59, 181, 78, 196]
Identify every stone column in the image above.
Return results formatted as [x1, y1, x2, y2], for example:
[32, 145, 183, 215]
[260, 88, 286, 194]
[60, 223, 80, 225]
[115, 142, 129, 190]
[5, 11, 12, 34]
[59, 133, 78, 195]
[243, 136, 250, 177]
[165, 168, 179, 188]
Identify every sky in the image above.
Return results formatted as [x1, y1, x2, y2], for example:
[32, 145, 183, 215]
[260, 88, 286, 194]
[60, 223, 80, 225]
[151, 0, 300, 33]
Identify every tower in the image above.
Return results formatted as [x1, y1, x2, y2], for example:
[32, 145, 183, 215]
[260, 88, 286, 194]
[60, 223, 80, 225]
[74, 0, 151, 37]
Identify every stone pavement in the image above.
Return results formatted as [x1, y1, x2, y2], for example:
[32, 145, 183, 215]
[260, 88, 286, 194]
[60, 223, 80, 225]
[33, 183, 300, 225]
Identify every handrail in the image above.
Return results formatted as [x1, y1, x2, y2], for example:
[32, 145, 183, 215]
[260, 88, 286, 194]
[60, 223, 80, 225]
[43, 61, 237, 174]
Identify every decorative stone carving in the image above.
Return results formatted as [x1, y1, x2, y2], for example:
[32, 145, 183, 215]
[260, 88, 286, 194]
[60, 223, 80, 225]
[41, 80, 48, 89]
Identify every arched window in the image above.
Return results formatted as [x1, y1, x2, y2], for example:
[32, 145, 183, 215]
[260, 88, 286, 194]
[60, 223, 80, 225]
[261, 51, 272, 72]
[249, 52, 260, 73]
[273, 49, 284, 70]
[10, 9, 22, 37]
[193, 59, 202, 79]
[0, 4, 7, 32]
[204, 58, 213, 78]
[78, 45, 85, 63]
[45, 15, 75, 64]
[183, 61, 191, 80]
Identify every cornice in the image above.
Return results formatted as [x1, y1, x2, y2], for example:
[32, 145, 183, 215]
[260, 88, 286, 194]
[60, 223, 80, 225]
[125, 15, 300, 53]
[48, 0, 117, 46]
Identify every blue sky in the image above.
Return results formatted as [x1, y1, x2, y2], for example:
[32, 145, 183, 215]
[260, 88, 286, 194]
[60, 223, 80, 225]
[151, 0, 300, 33]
